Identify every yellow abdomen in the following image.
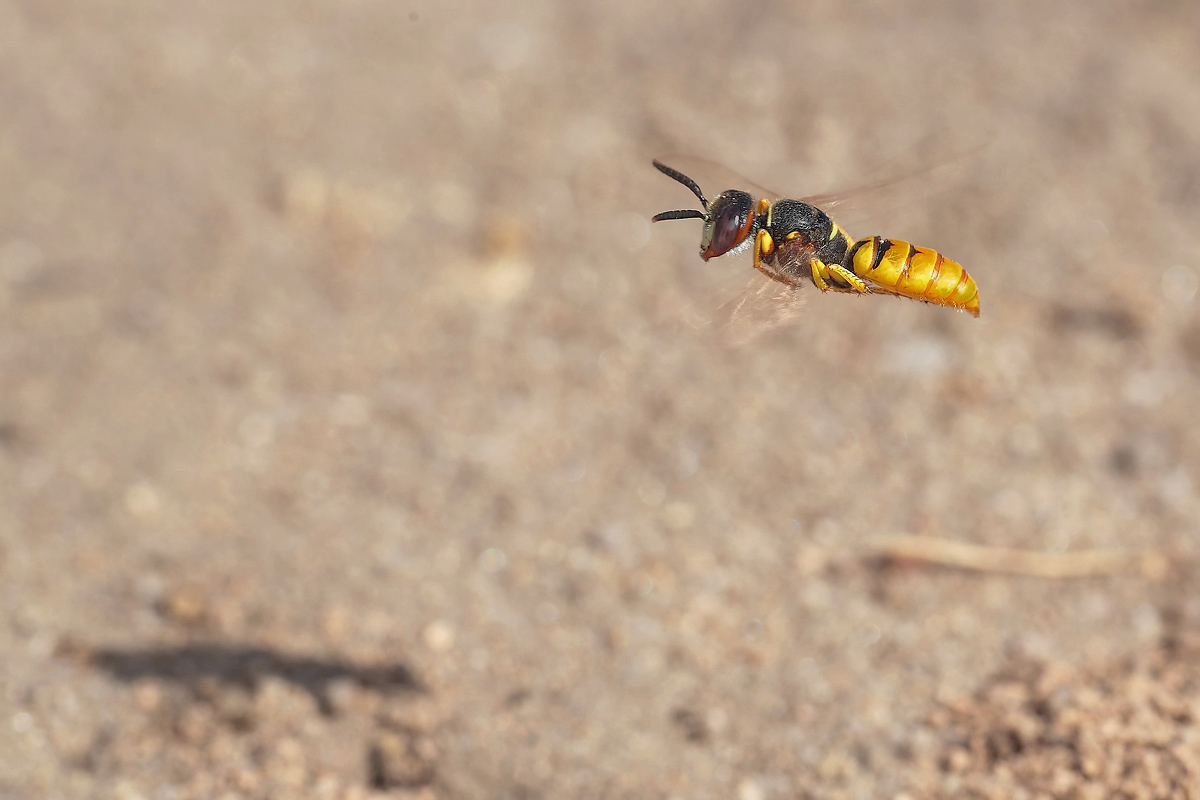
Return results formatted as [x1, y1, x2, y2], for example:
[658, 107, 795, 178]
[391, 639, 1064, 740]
[848, 237, 980, 317]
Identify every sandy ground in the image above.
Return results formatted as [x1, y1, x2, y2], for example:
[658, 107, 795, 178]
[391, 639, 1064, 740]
[3, 0, 1200, 797]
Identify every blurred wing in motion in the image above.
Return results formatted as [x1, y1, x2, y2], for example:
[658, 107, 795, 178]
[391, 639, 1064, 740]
[673, 235, 819, 347]
[798, 134, 992, 233]
[709, 271, 808, 347]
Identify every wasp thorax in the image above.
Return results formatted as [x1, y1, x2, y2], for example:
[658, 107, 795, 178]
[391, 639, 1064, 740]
[700, 190, 754, 260]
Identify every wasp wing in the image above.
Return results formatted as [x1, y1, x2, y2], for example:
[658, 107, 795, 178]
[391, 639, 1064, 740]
[658, 238, 810, 347]
[799, 136, 991, 235]
[709, 271, 808, 347]
[691, 236, 826, 346]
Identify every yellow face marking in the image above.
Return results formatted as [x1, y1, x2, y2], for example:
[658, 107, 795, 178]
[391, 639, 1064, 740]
[786, 231, 800, 241]
[756, 198, 771, 216]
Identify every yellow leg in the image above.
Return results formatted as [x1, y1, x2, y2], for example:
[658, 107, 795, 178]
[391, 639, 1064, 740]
[810, 258, 871, 294]
[826, 261, 872, 293]
[753, 229, 774, 277]
[808, 257, 831, 291]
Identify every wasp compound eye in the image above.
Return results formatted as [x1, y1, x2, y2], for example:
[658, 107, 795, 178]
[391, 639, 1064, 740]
[701, 191, 754, 260]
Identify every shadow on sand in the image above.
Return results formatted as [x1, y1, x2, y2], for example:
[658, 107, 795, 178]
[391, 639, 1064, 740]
[89, 643, 423, 715]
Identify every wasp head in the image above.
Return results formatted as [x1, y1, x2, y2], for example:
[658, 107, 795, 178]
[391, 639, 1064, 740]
[698, 190, 755, 260]
[652, 161, 756, 261]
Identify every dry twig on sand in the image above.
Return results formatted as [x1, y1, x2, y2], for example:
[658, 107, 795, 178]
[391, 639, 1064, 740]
[870, 535, 1169, 580]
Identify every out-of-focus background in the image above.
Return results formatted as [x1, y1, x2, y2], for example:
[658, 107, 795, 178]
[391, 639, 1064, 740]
[4, 1, 1200, 797]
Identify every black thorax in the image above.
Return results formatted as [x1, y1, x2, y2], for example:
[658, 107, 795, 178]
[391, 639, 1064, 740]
[767, 200, 848, 266]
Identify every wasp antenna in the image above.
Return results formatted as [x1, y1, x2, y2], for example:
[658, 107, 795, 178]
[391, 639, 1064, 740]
[653, 160, 708, 211]
[651, 209, 706, 223]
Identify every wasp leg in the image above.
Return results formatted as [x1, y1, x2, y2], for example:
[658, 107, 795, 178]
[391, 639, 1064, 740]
[753, 229, 775, 277]
[826, 262, 872, 293]
[810, 258, 871, 294]
[808, 257, 831, 291]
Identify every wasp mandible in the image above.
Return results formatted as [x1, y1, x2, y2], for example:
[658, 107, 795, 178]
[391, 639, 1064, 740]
[651, 160, 980, 317]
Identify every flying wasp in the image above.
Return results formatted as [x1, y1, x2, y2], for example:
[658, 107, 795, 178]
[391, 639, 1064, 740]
[651, 160, 980, 317]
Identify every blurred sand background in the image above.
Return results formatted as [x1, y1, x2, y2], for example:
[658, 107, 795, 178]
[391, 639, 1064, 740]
[3, 1, 1200, 797]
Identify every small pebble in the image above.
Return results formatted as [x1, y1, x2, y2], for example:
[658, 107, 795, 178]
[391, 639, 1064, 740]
[423, 620, 456, 653]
